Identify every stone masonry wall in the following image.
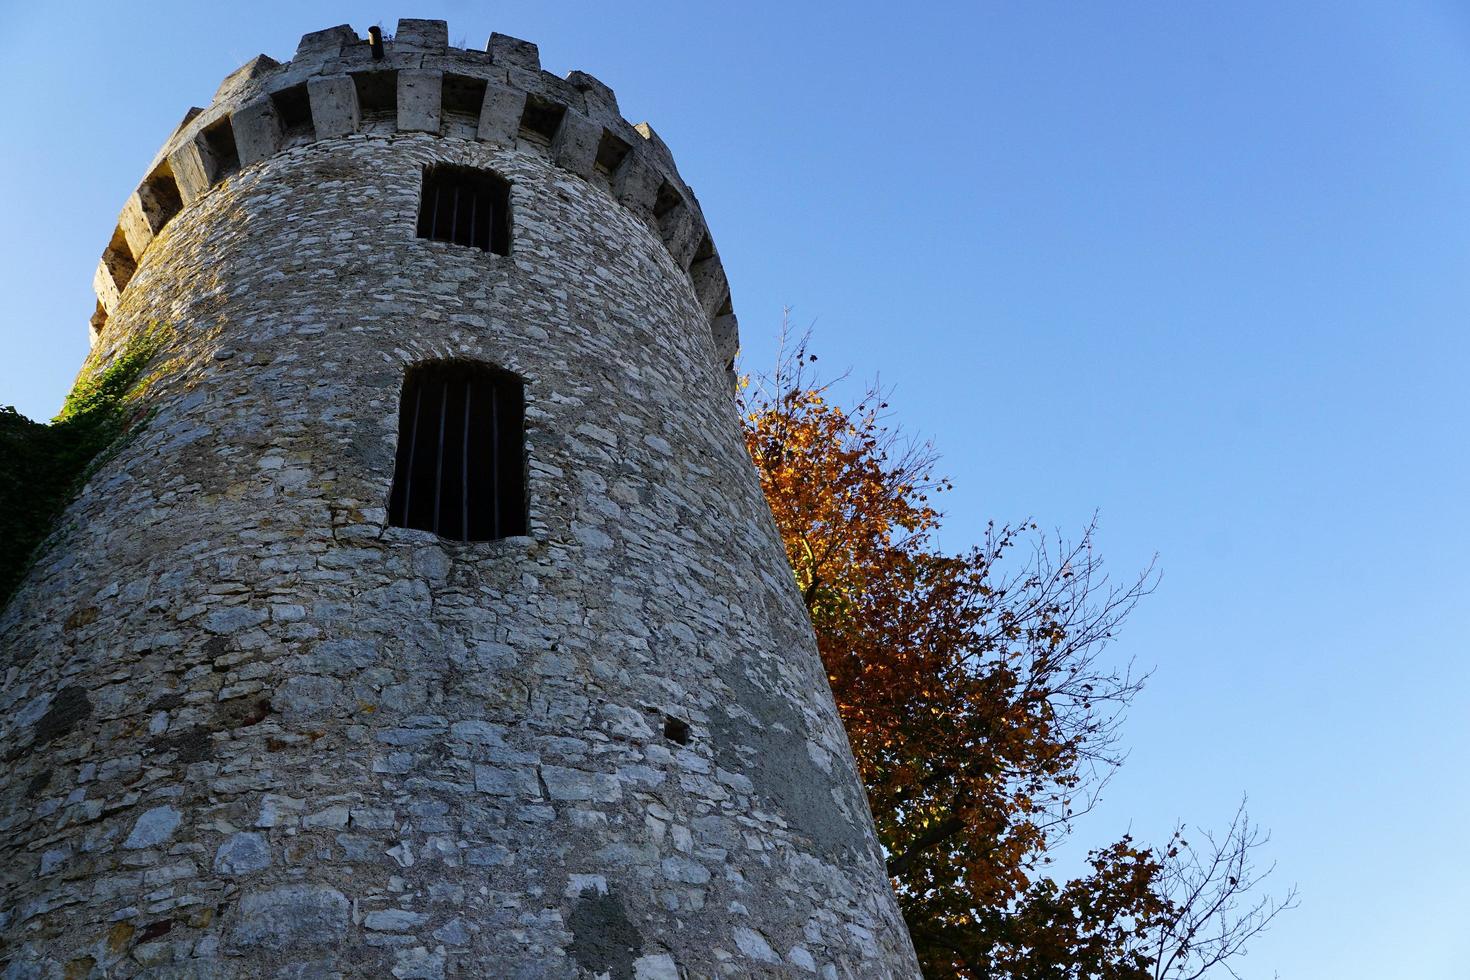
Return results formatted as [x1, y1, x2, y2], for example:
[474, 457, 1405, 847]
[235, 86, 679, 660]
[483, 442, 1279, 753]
[0, 19, 920, 980]
[87, 19, 738, 391]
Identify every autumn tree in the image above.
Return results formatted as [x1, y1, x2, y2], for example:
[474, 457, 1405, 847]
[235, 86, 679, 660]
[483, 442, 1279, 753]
[742, 331, 1292, 978]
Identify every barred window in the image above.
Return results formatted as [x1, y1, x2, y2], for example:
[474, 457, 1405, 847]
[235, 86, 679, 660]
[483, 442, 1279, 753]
[416, 164, 511, 255]
[387, 361, 526, 541]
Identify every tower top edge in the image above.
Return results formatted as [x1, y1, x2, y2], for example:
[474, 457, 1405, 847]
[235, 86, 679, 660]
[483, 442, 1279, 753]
[90, 18, 738, 379]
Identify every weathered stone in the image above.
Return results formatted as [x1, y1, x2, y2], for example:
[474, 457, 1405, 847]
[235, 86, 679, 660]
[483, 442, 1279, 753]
[633, 953, 681, 980]
[302, 805, 350, 829]
[349, 806, 395, 830]
[473, 765, 539, 798]
[392, 945, 446, 980]
[397, 70, 442, 134]
[542, 766, 622, 803]
[660, 855, 710, 884]
[394, 18, 448, 53]
[600, 704, 654, 740]
[690, 256, 730, 318]
[230, 96, 283, 167]
[711, 312, 739, 366]
[551, 111, 600, 177]
[477, 80, 525, 144]
[214, 832, 272, 874]
[229, 885, 349, 950]
[449, 720, 504, 744]
[274, 675, 342, 720]
[432, 917, 470, 945]
[307, 76, 359, 139]
[38, 849, 68, 876]
[255, 794, 305, 828]
[295, 25, 357, 62]
[169, 138, 215, 203]
[118, 192, 159, 257]
[733, 927, 781, 964]
[789, 945, 818, 972]
[123, 805, 182, 849]
[203, 606, 267, 634]
[488, 33, 539, 70]
[612, 150, 661, 217]
[364, 908, 428, 931]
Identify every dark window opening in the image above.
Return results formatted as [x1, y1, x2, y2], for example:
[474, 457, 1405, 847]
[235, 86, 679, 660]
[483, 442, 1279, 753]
[416, 165, 511, 255]
[90, 302, 108, 338]
[388, 361, 526, 542]
[442, 74, 488, 119]
[201, 117, 241, 179]
[353, 70, 398, 121]
[141, 165, 184, 229]
[270, 84, 315, 140]
[593, 130, 630, 177]
[663, 716, 691, 745]
[102, 226, 138, 288]
[653, 181, 684, 221]
[691, 233, 715, 266]
[519, 95, 565, 144]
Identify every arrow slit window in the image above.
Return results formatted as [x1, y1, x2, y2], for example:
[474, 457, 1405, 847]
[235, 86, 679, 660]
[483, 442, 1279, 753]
[388, 361, 526, 541]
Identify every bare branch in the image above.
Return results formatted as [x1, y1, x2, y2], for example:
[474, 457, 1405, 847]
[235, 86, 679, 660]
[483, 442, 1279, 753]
[1148, 798, 1299, 980]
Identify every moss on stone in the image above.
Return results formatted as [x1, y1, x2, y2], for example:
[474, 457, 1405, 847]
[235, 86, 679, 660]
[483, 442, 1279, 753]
[0, 323, 170, 608]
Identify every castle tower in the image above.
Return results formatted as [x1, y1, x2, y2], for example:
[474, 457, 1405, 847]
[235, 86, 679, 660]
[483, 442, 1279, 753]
[0, 20, 919, 979]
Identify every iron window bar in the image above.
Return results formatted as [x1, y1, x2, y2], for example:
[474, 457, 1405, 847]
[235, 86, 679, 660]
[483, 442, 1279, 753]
[387, 361, 525, 541]
[416, 165, 511, 255]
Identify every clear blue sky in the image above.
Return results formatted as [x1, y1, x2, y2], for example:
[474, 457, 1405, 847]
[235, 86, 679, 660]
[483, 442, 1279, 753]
[3, 2, 1467, 975]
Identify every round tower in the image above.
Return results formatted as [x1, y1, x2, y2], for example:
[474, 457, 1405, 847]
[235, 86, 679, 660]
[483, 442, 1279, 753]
[0, 19, 919, 980]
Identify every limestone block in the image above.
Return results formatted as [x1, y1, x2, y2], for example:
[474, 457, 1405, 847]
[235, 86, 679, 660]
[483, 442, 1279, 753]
[168, 138, 214, 203]
[477, 78, 525, 144]
[364, 909, 429, 932]
[123, 805, 182, 849]
[395, 18, 449, 53]
[611, 150, 661, 218]
[711, 313, 740, 365]
[231, 96, 283, 167]
[398, 69, 442, 133]
[690, 256, 730, 318]
[633, 954, 681, 980]
[733, 928, 781, 965]
[552, 111, 600, 178]
[634, 121, 679, 175]
[308, 75, 360, 138]
[93, 256, 122, 315]
[541, 765, 622, 802]
[658, 200, 702, 270]
[489, 33, 540, 70]
[295, 24, 357, 62]
[213, 54, 281, 103]
[228, 885, 349, 950]
[566, 70, 619, 118]
[214, 832, 271, 874]
[118, 192, 158, 258]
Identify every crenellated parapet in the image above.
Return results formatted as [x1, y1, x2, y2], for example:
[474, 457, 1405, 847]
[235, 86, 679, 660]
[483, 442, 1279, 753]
[90, 18, 738, 379]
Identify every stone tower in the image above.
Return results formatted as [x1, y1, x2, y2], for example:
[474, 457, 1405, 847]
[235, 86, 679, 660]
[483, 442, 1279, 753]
[0, 20, 919, 979]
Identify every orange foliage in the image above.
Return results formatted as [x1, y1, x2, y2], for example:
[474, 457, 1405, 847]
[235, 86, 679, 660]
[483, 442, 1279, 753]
[743, 345, 1169, 977]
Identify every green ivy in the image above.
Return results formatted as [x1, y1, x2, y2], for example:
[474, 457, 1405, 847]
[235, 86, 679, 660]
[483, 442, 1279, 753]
[0, 323, 171, 610]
